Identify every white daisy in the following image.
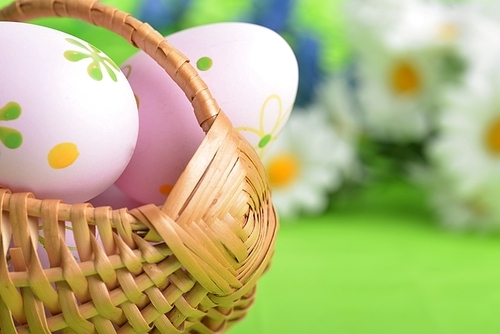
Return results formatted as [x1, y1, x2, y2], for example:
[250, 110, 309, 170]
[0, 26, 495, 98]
[384, 1, 461, 50]
[314, 72, 363, 147]
[263, 107, 356, 218]
[344, 0, 464, 141]
[356, 46, 453, 141]
[451, 5, 500, 94]
[425, 73, 500, 229]
[412, 164, 497, 231]
[345, 0, 461, 51]
[344, 0, 405, 52]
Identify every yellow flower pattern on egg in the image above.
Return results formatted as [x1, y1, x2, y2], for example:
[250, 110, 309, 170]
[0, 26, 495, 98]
[236, 93, 293, 157]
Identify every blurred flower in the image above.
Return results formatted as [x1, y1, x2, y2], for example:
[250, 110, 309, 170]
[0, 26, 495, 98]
[137, 0, 192, 33]
[313, 68, 363, 148]
[263, 107, 356, 218]
[452, 5, 500, 93]
[345, 0, 460, 51]
[354, 49, 442, 141]
[417, 15, 500, 229]
[293, 32, 323, 107]
[416, 166, 498, 231]
[344, 0, 464, 141]
[425, 72, 500, 229]
[250, 0, 294, 32]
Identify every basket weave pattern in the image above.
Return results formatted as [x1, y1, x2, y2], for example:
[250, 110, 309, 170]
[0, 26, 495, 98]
[0, 0, 278, 333]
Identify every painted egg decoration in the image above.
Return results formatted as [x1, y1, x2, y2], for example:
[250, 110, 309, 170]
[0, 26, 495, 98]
[116, 22, 299, 205]
[0, 22, 139, 203]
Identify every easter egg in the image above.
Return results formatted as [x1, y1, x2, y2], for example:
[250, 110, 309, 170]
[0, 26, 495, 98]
[0, 22, 139, 203]
[89, 184, 143, 209]
[116, 22, 299, 205]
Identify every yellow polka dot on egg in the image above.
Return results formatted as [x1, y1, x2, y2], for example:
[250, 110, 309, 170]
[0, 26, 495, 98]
[48, 142, 80, 169]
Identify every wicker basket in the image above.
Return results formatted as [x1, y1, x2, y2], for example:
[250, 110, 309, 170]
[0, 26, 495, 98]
[0, 0, 278, 333]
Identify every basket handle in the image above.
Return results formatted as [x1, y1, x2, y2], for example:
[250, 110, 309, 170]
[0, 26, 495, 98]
[0, 0, 221, 132]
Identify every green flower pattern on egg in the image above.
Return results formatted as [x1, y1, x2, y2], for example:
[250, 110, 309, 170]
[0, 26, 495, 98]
[0, 102, 22, 150]
[64, 37, 120, 82]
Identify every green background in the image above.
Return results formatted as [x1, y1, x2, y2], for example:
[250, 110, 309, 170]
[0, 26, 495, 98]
[1, 0, 500, 332]
[230, 180, 500, 333]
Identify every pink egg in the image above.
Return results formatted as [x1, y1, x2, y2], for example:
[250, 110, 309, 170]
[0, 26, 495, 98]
[88, 184, 143, 209]
[115, 22, 298, 205]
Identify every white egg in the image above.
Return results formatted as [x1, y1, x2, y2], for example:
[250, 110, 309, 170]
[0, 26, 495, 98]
[0, 22, 139, 203]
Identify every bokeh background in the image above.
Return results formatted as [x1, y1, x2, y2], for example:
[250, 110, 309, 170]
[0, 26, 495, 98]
[3, 0, 500, 332]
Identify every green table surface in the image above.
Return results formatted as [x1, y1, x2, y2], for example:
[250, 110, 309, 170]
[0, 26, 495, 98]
[229, 181, 500, 334]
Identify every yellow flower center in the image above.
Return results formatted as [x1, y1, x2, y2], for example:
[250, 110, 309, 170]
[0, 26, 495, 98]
[467, 197, 489, 218]
[266, 153, 301, 188]
[437, 23, 459, 42]
[485, 119, 500, 156]
[390, 61, 421, 95]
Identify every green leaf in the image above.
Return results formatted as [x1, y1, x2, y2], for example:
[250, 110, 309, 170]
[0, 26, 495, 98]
[87, 61, 103, 81]
[0, 127, 22, 149]
[89, 44, 102, 54]
[103, 57, 120, 71]
[64, 50, 90, 62]
[103, 62, 118, 82]
[0, 102, 21, 121]
[259, 134, 273, 148]
[65, 37, 90, 51]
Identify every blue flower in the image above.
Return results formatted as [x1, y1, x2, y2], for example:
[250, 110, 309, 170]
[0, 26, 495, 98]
[250, 0, 294, 32]
[137, 0, 192, 32]
[294, 32, 323, 106]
